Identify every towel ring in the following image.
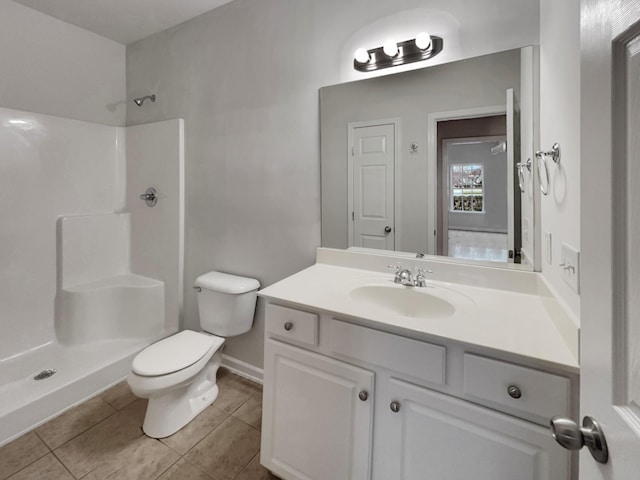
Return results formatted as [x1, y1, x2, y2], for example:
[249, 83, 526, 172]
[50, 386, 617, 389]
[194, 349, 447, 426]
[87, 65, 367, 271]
[516, 158, 532, 193]
[537, 153, 550, 195]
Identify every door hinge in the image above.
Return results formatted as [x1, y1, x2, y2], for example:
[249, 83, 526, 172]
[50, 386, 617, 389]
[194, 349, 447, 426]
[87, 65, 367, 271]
[351, 146, 355, 156]
[352, 211, 355, 221]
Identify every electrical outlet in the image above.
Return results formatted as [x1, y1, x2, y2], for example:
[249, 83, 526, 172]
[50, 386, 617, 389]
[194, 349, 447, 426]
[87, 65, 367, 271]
[545, 232, 552, 264]
[560, 243, 580, 293]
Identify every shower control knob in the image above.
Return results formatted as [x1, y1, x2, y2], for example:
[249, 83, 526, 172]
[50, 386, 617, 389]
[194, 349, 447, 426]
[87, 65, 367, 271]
[139, 187, 158, 207]
[507, 385, 522, 399]
[390, 401, 401, 413]
[358, 390, 369, 401]
[284, 322, 293, 331]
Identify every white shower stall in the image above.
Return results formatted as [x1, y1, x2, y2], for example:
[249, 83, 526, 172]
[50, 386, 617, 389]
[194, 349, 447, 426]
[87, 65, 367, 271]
[0, 108, 184, 446]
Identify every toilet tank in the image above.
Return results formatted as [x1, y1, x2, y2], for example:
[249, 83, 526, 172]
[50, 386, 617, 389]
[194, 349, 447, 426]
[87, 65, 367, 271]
[194, 271, 260, 337]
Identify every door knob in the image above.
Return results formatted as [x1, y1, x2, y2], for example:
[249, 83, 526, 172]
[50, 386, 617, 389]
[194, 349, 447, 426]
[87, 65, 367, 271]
[550, 416, 608, 464]
[390, 401, 401, 413]
[384, 226, 392, 234]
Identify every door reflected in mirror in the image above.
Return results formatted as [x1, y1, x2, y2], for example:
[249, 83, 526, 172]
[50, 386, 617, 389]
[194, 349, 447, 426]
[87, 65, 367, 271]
[320, 46, 537, 269]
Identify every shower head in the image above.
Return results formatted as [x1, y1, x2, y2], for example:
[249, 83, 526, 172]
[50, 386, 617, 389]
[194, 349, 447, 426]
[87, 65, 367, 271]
[133, 94, 156, 107]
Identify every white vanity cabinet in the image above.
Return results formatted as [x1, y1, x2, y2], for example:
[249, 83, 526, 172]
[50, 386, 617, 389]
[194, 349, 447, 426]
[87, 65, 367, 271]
[261, 302, 575, 480]
[261, 338, 374, 480]
[376, 378, 569, 480]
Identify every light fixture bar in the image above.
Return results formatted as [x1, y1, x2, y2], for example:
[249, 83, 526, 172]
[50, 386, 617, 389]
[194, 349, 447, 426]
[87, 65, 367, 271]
[354, 36, 444, 72]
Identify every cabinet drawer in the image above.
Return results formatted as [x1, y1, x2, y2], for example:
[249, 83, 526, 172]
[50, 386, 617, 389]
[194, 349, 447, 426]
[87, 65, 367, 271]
[265, 303, 318, 347]
[330, 320, 446, 386]
[463, 353, 570, 425]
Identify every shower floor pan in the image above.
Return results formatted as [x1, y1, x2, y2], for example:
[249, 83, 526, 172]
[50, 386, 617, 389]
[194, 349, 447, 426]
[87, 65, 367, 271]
[0, 333, 169, 447]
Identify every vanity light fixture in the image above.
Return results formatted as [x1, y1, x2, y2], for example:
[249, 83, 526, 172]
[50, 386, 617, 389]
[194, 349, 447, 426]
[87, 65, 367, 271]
[354, 32, 443, 72]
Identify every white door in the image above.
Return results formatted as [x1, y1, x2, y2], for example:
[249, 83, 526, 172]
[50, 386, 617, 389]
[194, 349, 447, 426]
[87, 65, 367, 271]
[350, 123, 395, 250]
[506, 88, 521, 263]
[578, 1, 640, 478]
[261, 339, 374, 480]
[377, 378, 569, 480]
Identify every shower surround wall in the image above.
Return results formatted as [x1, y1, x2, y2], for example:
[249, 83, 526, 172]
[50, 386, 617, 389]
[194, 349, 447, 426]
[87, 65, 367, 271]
[0, 107, 184, 446]
[0, 108, 126, 360]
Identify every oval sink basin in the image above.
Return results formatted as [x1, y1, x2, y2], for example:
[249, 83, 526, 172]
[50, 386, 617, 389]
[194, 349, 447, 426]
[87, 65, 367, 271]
[349, 284, 467, 318]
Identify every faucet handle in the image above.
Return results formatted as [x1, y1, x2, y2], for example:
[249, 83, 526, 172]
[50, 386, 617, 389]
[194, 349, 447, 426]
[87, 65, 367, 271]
[387, 264, 404, 284]
[415, 268, 433, 287]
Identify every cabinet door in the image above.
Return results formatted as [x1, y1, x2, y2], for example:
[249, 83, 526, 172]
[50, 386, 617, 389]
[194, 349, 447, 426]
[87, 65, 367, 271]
[376, 378, 570, 480]
[262, 339, 374, 480]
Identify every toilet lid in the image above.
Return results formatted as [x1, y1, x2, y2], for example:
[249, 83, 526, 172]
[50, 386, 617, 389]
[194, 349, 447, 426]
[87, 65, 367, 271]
[132, 330, 224, 376]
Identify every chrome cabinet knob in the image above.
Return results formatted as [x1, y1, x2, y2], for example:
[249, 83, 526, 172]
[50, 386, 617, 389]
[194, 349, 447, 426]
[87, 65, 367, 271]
[358, 390, 368, 401]
[550, 416, 609, 464]
[507, 385, 522, 399]
[390, 401, 401, 413]
[284, 322, 293, 331]
[384, 226, 392, 233]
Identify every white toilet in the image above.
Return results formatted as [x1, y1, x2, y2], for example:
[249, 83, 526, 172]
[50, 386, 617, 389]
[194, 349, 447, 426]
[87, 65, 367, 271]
[127, 271, 260, 438]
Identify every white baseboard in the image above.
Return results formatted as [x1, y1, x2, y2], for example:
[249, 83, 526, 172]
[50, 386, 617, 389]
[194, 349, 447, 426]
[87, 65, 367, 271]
[221, 354, 263, 385]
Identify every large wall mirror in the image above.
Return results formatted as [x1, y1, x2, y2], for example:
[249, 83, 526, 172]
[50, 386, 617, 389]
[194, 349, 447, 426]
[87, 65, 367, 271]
[320, 46, 539, 270]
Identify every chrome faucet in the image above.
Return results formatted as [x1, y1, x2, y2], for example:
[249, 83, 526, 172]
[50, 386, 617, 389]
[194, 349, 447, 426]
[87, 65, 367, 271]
[388, 265, 432, 287]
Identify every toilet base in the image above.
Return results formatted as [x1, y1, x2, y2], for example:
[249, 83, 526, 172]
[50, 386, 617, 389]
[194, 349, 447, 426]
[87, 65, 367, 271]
[140, 349, 222, 438]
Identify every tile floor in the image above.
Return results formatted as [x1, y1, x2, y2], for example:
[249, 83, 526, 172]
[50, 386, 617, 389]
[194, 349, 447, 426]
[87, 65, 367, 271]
[0, 369, 278, 480]
[448, 229, 509, 262]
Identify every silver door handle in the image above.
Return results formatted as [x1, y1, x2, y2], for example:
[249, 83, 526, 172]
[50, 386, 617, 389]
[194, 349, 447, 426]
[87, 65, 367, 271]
[550, 416, 608, 464]
[384, 226, 392, 234]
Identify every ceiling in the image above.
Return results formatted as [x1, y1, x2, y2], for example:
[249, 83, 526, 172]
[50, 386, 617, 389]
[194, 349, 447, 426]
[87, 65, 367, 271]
[12, 0, 235, 44]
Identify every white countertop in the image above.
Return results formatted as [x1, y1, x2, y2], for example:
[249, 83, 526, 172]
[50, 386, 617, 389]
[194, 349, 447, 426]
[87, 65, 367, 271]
[259, 250, 579, 372]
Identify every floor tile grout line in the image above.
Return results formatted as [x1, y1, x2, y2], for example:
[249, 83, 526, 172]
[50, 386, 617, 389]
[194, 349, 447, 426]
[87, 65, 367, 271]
[231, 451, 261, 480]
[49, 404, 126, 453]
[36, 402, 120, 451]
[151, 450, 182, 480]
[180, 408, 234, 457]
[1, 432, 51, 480]
[50, 449, 79, 480]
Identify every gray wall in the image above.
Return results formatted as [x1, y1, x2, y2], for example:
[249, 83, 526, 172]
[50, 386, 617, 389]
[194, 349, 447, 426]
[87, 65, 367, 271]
[126, 0, 539, 369]
[0, 0, 126, 126]
[321, 49, 521, 254]
[446, 141, 508, 233]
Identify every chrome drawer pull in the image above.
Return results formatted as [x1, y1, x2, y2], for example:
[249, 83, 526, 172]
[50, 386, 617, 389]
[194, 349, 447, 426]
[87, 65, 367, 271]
[507, 385, 522, 399]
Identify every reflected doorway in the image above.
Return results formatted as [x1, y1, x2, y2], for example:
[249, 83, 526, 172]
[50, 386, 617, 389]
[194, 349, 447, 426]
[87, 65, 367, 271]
[436, 115, 520, 263]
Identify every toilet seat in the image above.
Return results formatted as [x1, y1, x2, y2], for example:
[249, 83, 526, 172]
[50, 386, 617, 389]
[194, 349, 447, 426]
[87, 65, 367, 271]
[132, 330, 225, 376]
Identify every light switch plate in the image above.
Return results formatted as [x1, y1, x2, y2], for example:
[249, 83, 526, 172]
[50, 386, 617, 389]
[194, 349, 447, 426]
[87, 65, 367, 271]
[560, 243, 580, 293]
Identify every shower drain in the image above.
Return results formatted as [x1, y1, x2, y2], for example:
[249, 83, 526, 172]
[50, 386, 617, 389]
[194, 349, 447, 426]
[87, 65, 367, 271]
[33, 369, 56, 380]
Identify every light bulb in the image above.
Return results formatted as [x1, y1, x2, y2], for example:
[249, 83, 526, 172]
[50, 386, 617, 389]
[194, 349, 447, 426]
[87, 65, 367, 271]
[354, 48, 370, 63]
[415, 32, 432, 50]
[383, 40, 398, 57]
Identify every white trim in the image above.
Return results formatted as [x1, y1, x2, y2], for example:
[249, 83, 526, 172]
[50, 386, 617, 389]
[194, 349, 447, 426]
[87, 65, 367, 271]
[427, 105, 507, 255]
[221, 354, 263, 384]
[347, 118, 401, 250]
